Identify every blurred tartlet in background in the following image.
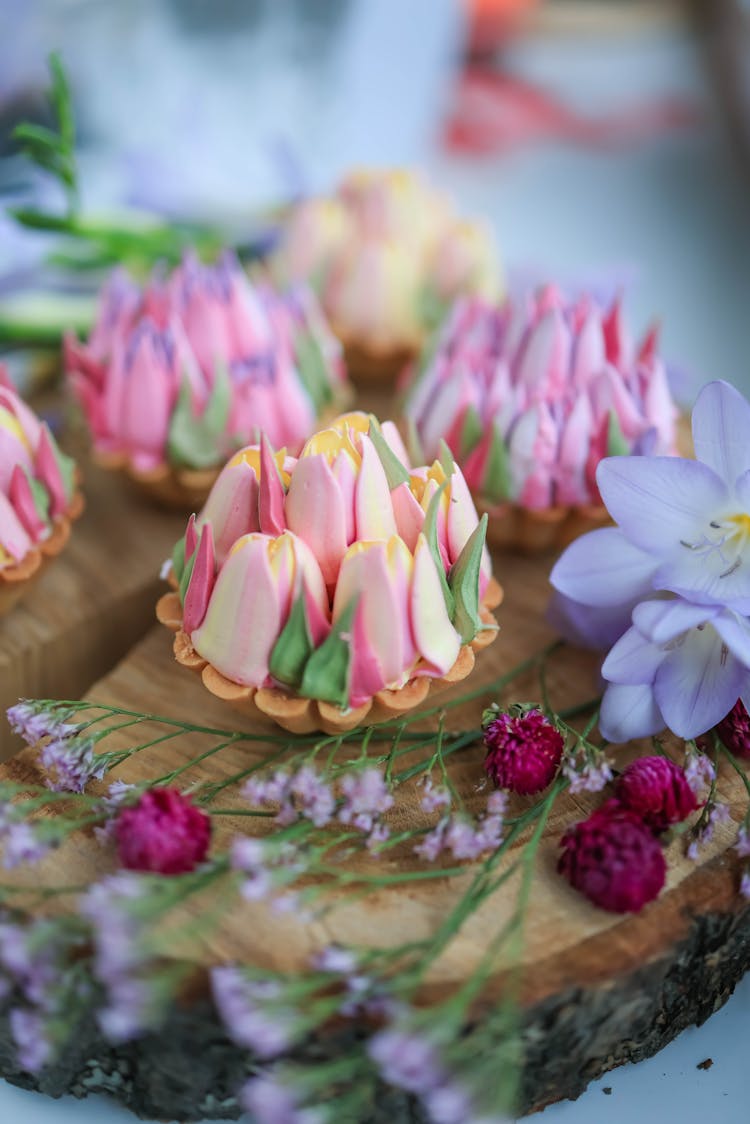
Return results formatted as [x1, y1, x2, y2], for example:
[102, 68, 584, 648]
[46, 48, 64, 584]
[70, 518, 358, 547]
[0, 367, 83, 616]
[271, 167, 502, 385]
[401, 285, 679, 554]
[64, 252, 350, 509]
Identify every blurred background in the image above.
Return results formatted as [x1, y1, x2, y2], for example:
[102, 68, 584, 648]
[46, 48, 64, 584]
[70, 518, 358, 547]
[0, 0, 749, 395]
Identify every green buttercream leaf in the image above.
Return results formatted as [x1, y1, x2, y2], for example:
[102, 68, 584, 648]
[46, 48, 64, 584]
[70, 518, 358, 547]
[423, 482, 455, 620]
[459, 405, 483, 460]
[44, 425, 76, 502]
[405, 416, 425, 467]
[178, 548, 196, 605]
[368, 418, 410, 489]
[299, 597, 357, 709]
[482, 424, 511, 505]
[269, 593, 314, 689]
[607, 410, 629, 457]
[294, 329, 333, 414]
[171, 533, 187, 589]
[418, 281, 449, 334]
[438, 439, 455, 477]
[449, 514, 490, 643]
[24, 469, 51, 527]
[167, 365, 231, 469]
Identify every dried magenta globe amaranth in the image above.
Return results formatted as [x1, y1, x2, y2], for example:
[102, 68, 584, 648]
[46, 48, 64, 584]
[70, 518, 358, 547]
[115, 788, 211, 875]
[482, 706, 564, 795]
[715, 699, 750, 760]
[614, 755, 699, 833]
[558, 799, 666, 913]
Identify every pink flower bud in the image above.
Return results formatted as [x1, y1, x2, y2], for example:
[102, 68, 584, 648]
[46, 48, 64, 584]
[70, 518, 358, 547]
[116, 788, 211, 874]
[614, 755, 699, 832]
[483, 706, 564, 795]
[716, 699, 750, 760]
[558, 799, 666, 913]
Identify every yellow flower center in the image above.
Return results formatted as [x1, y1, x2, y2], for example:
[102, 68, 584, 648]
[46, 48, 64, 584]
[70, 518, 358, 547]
[301, 426, 361, 466]
[228, 446, 290, 486]
[0, 407, 30, 450]
[728, 513, 750, 539]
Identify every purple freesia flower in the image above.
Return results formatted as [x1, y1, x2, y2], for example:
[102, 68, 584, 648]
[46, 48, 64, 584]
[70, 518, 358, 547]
[599, 597, 750, 740]
[550, 380, 750, 743]
[596, 380, 750, 611]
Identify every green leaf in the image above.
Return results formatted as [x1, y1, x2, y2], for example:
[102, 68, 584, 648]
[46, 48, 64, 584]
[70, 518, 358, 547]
[423, 481, 455, 620]
[459, 405, 483, 460]
[294, 329, 333, 414]
[299, 598, 357, 709]
[368, 418, 410, 489]
[43, 425, 76, 503]
[49, 51, 75, 150]
[268, 593, 315, 689]
[12, 123, 65, 153]
[607, 410, 629, 457]
[167, 365, 231, 469]
[418, 280, 449, 333]
[23, 469, 51, 528]
[438, 439, 455, 477]
[405, 416, 425, 467]
[171, 534, 187, 589]
[178, 548, 197, 605]
[449, 515, 492, 643]
[482, 424, 511, 505]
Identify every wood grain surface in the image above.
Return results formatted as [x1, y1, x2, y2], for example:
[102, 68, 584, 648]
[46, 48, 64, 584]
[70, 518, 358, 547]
[0, 544, 746, 1013]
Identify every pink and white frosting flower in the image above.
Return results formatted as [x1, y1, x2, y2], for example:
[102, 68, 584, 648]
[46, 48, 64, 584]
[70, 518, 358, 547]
[273, 168, 502, 354]
[65, 251, 347, 476]
[0, 367, 79, 573]
[168, 412, 498, 711]
[403, 286, 678, 512]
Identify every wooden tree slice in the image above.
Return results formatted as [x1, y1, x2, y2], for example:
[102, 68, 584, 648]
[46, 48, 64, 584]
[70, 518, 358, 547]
[0, 543, 747, 1119]
[0, 454, 186, 757]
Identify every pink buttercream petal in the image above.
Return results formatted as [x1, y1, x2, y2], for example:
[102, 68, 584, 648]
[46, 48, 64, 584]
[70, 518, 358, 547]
[354, 436, 397, 541]
[557, 394, 593, 506]
[348, 599, 388, 707]
[570, 310, 605, 388]
[515, 307, 571, 403]
[259, 433, 287, 536]
[9, 465, 46, 541]
[410, 534, 461, 675]
[199, 460, 261, 564]
[0, 420, 32, 494]
[0, 491, 33, 563]
[286, 455, 348, 586]
[192, 535, 283, 687]
[183, 523, 216, 634]
[333, 539, 414, 689]
[509, 404, 558, 509]
[391, 481, 425, 552]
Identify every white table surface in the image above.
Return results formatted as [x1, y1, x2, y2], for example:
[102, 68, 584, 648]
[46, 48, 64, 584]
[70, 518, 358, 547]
[1, 1, 749, 1120]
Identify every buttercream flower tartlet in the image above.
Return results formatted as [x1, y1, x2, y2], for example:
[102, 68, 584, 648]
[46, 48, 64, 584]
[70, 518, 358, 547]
[157, 412, 502, 734]
[65, 252, 349, 509]
[272, 167, 502, 385]
[402, 286, 679, 553]
[0, 367, 83, 616]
